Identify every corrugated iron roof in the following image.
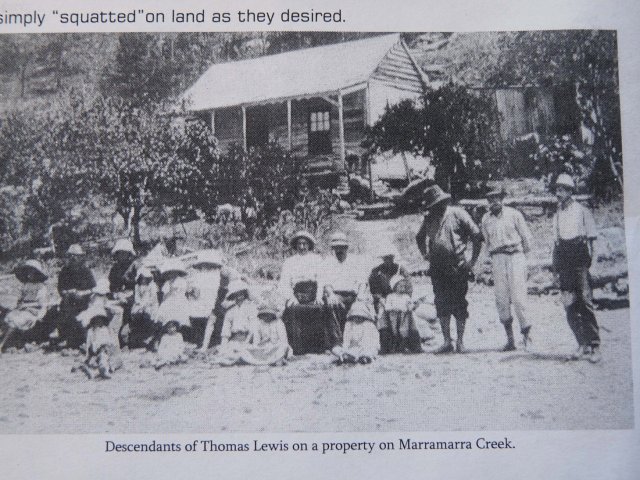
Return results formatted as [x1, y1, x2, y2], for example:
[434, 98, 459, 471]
[182, 34, 401, 111]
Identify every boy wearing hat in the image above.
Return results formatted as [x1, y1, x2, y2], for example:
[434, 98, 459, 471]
[416, 185, 483, 354]
[368, 243, 410, 314]
[56, 244, 96, 349]
[552, 174, 601, 363]
[481, 188, 533, 351]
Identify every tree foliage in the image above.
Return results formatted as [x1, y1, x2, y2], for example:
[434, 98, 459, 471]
[490, 30, 622, 197]
[365, 83, 501, 198]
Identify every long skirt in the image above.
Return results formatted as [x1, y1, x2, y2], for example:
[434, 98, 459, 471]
[283, 303, 340, 355]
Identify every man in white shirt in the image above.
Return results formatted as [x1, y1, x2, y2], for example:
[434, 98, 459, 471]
[481, 188, 533, 351]
[323, 232, 366, 333]
[552, 174, 600, 363]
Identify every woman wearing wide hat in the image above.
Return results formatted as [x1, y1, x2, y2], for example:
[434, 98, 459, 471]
[278, 230, 340, 355]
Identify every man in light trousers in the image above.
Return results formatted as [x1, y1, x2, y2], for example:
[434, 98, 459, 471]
[481, 188, 533, 351]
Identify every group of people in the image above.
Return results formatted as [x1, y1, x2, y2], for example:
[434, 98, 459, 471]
[415, 173, 601, 363]
[0, 171, 603, 379]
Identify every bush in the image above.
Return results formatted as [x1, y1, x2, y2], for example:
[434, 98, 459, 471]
[530, 135, 594, 193]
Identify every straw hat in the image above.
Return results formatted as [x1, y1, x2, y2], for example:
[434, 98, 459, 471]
[226, 279, 249, 300]
[257, 303, 279, 319]
[112, 238, 136, 256]
[159, 258, 188, 277]
[347, 301, 375, 322]
[329, 232, 349, 248]
[421, 185, 451, 210]
[555, 173, 576, 191]
[67, 244, 85, 256]
[290, 230, 316, 249]
[14, 259, 48, 283]
[191, 249, 224, 268]
[78, 305, 110, 328]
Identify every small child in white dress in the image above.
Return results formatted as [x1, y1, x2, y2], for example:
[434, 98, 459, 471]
[216, 280, 257, 366]
[333, 301, 380, 365]
[378, 275, 422, 354]
[77, 307, 122, 379]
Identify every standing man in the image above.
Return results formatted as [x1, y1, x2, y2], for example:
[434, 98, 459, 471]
[481, 188, 533, 351]
[323, 232, 365, 333]
[552, 174, 600, 363]
[416, 185, 483, 354]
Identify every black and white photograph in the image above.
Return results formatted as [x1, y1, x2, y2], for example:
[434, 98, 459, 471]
[0, 30, 632, 433]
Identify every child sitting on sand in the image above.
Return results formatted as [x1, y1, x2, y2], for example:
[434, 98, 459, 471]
[377, 275, 422, 354]
[77, 307, 122, 379]
[238, 304, 292, 366]
[333, 301, 379, 365]
[1, 260, 50, 352]
[216, 280, 257, 365]
[154, 319, 188, 370]
[127, 267, 161, 349]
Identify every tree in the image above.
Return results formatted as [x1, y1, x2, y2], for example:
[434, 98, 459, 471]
[364, 83, 501, 198]
[490, 30, 622, 197]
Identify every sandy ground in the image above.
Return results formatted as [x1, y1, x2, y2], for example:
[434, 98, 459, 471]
[0, 288, 633, 433]
[0, 215, 634, 433]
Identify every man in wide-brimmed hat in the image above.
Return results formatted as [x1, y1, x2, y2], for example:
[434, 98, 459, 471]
[415, 185, 482, 354]
[551, 173, 601, 363]
[481, 187, 533, 351]
[56, 244, 97, 349]
[323, 232, 367, 333]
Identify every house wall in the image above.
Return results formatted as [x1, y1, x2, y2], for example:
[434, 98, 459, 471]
[368, 80, 423, 126]
[492, 87, 562, 141]
[210, 90, 368, 169]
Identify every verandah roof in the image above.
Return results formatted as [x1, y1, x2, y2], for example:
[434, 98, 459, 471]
[181, 34, 401, 111]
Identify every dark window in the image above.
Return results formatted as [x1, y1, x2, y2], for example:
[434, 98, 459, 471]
[308, 110, 332, 155]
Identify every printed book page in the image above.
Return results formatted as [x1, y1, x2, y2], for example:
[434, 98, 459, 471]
[0, 0, 638, 478]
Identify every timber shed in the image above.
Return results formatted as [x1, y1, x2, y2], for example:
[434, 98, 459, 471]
[181, 33, 429, 177]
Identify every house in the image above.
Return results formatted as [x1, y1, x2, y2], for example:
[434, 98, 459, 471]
[180, 34, 428, 179]
[469, 84, 582, 143]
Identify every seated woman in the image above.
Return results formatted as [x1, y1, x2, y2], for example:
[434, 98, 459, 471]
[1, 260, 51, 352]
[279, 231, 340, 355]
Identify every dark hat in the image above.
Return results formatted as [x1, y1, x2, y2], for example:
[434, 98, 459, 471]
[14, 260, 48, 283]
[421, 185, 451, 210]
